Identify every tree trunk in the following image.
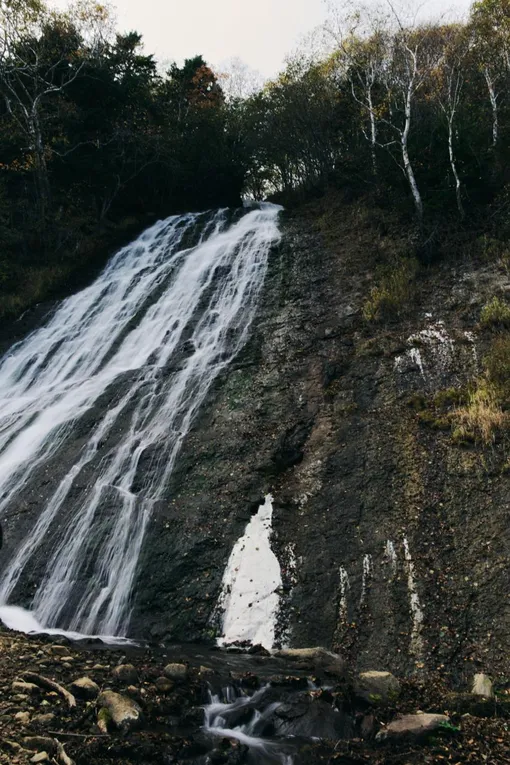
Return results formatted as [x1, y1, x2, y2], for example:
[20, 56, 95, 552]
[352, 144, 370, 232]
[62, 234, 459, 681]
[367, 87, 378, 176]
[484, 68, 498, 149]
[402, 81, 423, 223]
[30, 110, 51, 218]
[448, 117, 464, 219]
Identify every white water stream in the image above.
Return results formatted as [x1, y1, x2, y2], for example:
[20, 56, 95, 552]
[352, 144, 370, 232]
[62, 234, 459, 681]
[204, 686, 293, 764]
[0, 205, 281, 637]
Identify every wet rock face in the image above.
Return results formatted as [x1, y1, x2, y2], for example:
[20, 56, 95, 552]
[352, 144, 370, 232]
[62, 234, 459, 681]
[131, 204, 510, 683]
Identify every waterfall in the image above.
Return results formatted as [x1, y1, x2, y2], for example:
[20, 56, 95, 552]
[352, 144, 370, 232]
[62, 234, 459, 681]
[0, 204, 281, 637]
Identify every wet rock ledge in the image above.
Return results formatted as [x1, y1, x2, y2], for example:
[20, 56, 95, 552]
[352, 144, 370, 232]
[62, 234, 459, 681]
[0, 628, 509, 764]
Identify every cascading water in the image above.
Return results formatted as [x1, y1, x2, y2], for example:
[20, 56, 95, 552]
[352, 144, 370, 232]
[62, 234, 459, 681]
[204, 686, 294, 765]
[0, 204, 281, 638]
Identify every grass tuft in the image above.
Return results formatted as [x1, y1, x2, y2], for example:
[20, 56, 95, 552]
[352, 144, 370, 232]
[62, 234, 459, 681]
[480, 297, 510, 329]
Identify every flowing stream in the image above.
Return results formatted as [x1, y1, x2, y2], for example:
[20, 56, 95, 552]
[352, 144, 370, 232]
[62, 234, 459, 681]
[204, 685, 294, 764]
[0, 204, 281, 638]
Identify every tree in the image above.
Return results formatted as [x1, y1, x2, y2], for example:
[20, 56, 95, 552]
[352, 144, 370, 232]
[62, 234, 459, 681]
[429, 25, 468, 217]
[0, 0, 110, 215]
[470, 0, 510, 150]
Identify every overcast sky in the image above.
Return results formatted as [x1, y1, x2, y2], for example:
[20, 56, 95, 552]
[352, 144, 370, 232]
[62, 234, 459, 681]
[55, 0, 474, 77]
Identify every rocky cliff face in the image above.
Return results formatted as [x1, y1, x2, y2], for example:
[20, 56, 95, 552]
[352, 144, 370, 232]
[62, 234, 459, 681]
[134, 195, 510, 685]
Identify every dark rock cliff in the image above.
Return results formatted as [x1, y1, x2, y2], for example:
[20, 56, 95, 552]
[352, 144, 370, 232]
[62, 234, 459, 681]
[133, 196, 510, 684]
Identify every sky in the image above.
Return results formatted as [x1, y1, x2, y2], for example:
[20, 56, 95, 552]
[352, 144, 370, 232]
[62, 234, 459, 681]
[53, 0, 474, 78]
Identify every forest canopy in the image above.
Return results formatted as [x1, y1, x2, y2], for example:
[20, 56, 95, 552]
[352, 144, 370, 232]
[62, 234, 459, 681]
[2, 0, 510, 316]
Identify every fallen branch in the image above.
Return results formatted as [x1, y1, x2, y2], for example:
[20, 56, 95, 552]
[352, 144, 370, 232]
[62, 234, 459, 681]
[22, 672, 76, 709]
[48, 731, 109, 739]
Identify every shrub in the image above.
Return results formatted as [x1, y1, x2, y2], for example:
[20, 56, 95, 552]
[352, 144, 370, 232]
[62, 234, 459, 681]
[363, 257, 419, 323]
[480, 297, 510, 329]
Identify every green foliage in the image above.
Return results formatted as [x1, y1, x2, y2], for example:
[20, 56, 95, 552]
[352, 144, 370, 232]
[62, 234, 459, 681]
[363, 258, 419, 323]
[481, 297, 510, 328]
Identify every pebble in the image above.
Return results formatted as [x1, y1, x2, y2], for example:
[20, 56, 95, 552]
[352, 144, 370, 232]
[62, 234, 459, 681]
[12, 681, 40, 696]
[14, 711, 30, 725]
[112, 663, 138, 684]
[155, 677, 174, 693]
[49, 646, 71, 657]
[30, 753, 49, 763]
[32, 714, 55, 726]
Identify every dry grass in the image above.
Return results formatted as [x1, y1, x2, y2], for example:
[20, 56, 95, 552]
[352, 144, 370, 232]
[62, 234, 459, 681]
[363, 257, 419, 323]
[453, 380, 506, 445]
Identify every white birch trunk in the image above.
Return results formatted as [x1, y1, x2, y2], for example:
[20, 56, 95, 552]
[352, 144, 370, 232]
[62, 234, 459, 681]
[484, 68, 498, 149]
[401, 66, 423, 223]
[367, 87, 378, 176]
[448, 117, 464, 218]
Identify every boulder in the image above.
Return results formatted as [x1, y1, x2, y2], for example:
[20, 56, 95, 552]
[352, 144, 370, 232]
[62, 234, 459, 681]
[376, 713, 450, 742]
[97, 690, 143, 732]
[71, 677, 100, 700]
[112, 664, 138, 685]
[274, 647, 346, 678]
[472, 673, 494, 699]
[356, 671, 401, 703]
[163, 663, 188, 682]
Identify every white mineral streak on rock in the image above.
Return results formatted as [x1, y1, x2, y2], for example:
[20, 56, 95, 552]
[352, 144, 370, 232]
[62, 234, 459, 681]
[403, 538, 424, 657]
[394, 319, 455, 379]
[338, 567, 350, 623]
[360, 554, 373, 605]
[408, 348, 425, 377]
[217, 495, 282, 649]
[384, 540, 398, 577]
[465, 330, 478, 369]
[296, 458, 323, 509]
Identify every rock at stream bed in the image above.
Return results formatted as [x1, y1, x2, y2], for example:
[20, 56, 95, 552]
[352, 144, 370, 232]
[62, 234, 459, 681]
[70, 677, 99, 700]
[273, 647, 346, 678]
[376, 713, 451, 742]
[112, 663, 138, 684]
[356, 671, 401, 703]
[472, 673, 494, 699]
[97, 690, 143, 732]
[164, 663, 188, 682]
